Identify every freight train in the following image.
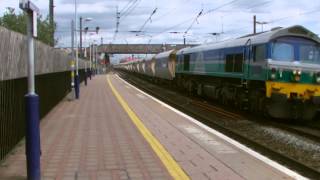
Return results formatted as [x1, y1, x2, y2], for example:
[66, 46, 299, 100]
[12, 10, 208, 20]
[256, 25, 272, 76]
[114, 25, 320, 120]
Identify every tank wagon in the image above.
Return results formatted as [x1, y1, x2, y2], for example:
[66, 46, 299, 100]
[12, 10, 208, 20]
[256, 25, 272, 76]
[154, 49, 177, 80]
[144, 55, 156, 77]
[116, 25, 320, 120]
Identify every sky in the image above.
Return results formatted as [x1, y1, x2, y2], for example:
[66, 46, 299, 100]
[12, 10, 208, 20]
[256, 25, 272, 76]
[1, 0, 320, 62]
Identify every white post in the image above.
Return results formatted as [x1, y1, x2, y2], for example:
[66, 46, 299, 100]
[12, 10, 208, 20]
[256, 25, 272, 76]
[74, 0, 79, 76]
[74, 0, 80, 98]
[93, 43, 95, 71]
[27, 13, 35, 94]
[89, 42, 92, 70]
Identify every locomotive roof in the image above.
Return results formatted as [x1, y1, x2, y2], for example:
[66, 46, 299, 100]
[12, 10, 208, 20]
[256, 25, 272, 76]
[177, 25, 320, 54]
[155, 49, 175, 59]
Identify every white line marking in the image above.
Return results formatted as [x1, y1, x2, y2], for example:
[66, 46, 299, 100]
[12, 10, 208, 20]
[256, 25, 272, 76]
[115, 74, 308, 180]
[182, 125, 237, 154]
[136, 93, 146, 99]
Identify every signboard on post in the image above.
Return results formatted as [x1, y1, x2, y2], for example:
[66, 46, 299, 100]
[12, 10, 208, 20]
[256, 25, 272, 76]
[19, 0, 27, 9]
[33, 11, 37, 37]
[19, 0, 38, 38]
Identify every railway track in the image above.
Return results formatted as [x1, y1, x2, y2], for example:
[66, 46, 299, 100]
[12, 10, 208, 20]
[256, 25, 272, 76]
[192, 99, 320, 144]
[270, 124, 320, 145]
[116, 71, 320, 179]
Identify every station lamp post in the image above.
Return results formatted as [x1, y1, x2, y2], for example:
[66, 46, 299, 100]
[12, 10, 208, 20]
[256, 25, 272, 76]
[80, 17, 92, 58]
[88, 32, 95, 78]
[87, 27, 100, 76]
[19, 0, 41, 179]
[79, 17, 92, 86]
[93, 40, 97, 75]
[73, 0, 80, 99]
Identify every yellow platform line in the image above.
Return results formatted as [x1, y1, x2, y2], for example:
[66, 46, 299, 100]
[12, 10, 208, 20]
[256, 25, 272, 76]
[107, 75, 190, 180]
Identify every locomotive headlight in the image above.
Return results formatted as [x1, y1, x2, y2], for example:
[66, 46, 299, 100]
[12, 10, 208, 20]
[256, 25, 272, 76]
[297, 70, 301, 75]
[270, 68, 277, 80]
[316, 72, 320, 83]
[292, 69, 301, 82]
[279, 70, 283, 78]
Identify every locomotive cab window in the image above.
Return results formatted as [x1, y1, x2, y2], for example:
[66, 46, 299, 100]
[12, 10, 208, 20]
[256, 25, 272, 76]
[225, 53, 243, 73]
[225, 54, 234, 72]
[184, 54, 190, 71]
[300, 44, 320, 64]
[234, 54, 243, 72]
[253, 44, 266, 62]
[272, 42, 294, 61]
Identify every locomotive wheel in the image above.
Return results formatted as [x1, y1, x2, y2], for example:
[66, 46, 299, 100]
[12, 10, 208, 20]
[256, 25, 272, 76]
[249, 91, 260, 113]
[187, 80, 196, 95]
[221, 92, 228, 105]
[291, 100, 303, 120]
[237, 91, 247, 110]
[262, 98, 270, 118]
[197, 83, 203, 96]
[298, 101, 316, 121]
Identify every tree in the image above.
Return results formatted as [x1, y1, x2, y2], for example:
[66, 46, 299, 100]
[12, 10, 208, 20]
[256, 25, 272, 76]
[0, 7, 56, 46]
[37, 15, 56, 46]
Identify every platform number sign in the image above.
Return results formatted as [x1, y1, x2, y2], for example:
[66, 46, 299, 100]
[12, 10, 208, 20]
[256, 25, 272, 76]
[32, 11, 37, 37]
[19, 0, 39, 37]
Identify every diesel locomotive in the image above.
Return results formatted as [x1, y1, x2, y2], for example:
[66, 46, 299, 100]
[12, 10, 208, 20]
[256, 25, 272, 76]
[115, 25, 320, 120]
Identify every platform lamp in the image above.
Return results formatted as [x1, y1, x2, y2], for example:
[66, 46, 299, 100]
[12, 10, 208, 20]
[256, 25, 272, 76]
[88, 32, 95, 77]
[93, 39, 98, 75]
[19, 0, 41, 180]
[80, 17, 92, 86]
[92, 27, 100, 74]
[80, 17, 92, 58]
[83, 27, 90, 83]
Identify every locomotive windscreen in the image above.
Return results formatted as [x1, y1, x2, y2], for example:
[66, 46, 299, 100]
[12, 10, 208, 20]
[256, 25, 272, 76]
[271, 37, 320, 64]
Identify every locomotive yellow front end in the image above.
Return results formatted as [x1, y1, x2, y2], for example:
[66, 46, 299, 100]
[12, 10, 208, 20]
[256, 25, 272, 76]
[266, 63, 320, 120]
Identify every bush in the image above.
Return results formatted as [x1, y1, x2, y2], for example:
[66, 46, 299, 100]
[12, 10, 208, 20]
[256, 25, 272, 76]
[0, 7, 56, 46]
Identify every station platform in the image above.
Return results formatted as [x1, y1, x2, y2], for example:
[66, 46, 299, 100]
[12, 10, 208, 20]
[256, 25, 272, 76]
[0, 74, 305, 180]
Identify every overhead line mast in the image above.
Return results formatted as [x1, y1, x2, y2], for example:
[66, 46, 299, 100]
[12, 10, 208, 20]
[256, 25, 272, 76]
[49, 0, 54, 46]
[136, 8, 158, 36]
[184, 9, 203, 35]
[113, 6, 120, 42]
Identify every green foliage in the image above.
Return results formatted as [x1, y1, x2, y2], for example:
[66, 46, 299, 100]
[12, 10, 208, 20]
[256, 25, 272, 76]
[0, 7, 56, 46]
[37, 16, 56, 46]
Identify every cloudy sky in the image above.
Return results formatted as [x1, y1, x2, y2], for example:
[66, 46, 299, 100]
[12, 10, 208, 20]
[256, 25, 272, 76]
[1, 0, 320, 49]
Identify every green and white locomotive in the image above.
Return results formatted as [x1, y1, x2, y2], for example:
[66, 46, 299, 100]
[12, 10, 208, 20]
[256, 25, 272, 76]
[116, 25, 320, 120]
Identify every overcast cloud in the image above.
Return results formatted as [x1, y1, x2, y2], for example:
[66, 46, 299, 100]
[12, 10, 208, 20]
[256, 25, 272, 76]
[1, 0, 320, 48]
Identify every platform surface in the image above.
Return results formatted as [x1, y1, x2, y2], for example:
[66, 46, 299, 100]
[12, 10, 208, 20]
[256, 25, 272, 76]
[0, 74, 303, 180]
